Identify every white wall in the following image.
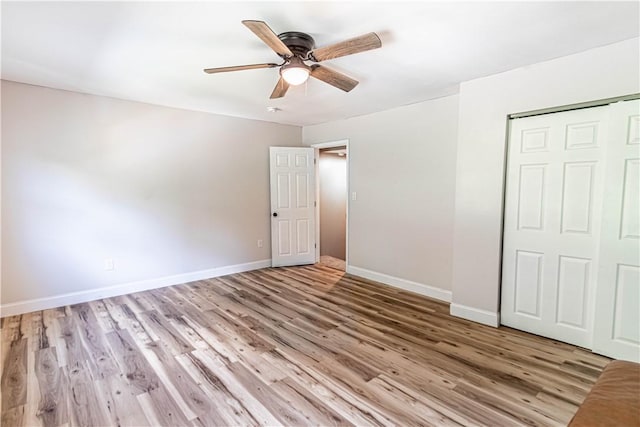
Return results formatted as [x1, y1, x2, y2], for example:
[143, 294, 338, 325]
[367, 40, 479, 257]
[319, 152, 346, 260]
[1, 80, 301, 311]
[304, 95, 459, 300]
[451, 37, 640, 326]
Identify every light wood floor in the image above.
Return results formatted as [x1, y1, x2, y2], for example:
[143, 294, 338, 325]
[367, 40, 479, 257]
[319, 256, 346, 271]
[1, 265, 610, 426]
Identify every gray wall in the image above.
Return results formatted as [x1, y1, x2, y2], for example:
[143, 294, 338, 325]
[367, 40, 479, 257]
[319, 153, 346, 260]
[305, 95, 459, 293]
[1, 80, 301, 305]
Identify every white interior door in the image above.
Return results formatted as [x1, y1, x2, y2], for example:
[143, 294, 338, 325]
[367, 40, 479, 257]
[592, 100, 640, 362]
[501, 106, 609, 349]
[269, 147, 316, 267]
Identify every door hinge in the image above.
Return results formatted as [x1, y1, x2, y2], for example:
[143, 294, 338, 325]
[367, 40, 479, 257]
[315, 243, 317, 248]
[314, 201, 317, 207]
[314, 158, 317, 165]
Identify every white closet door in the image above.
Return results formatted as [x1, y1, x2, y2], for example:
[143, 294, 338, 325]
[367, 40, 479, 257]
[592, 100, 640, 362]
[501, 106, 609, 348]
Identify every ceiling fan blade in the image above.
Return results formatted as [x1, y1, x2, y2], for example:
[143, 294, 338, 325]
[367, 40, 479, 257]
[242, 20, 293, 57]
[310, 32, 381, 62]
[203, 63, 279, 74]
[270, 77, 290, 99]
[310, 65, 359, 92]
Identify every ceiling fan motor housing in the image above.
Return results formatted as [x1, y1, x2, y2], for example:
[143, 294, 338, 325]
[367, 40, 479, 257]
[278, 31, 316, 58]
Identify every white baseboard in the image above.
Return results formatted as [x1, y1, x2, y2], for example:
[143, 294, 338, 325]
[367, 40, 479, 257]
[0, 259, 271, 317]
[346, 265, 452, 303]
[450, 303, 500, 327]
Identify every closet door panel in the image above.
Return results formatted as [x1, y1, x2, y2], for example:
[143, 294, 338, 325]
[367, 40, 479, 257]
[593, 100, 640, 362]
[501, 106, 608, 348]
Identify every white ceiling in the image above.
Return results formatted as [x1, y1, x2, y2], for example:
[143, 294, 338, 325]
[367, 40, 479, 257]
[2, 1, 638, 126]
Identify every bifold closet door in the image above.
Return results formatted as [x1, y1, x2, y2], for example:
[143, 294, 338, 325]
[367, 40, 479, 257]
[502, 99, 640, 361]
[592, 100, 639, 362]
[501, 106, 609, 349]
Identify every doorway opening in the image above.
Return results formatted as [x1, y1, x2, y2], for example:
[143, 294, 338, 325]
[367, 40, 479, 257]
[313, 141, 349, 272]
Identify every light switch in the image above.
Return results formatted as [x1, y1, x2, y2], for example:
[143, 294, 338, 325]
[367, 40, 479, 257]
[351, 191, 357, 201]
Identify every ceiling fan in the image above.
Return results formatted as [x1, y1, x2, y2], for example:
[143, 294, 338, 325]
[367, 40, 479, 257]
[203, 20, 382, 99]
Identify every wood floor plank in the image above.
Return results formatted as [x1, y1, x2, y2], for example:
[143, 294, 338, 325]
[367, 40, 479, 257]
[271, 376, 355, 427]
[140, 310, 195, 355]
[377, 373, 493, 427]
[104, 329, 160, 394]
[260, 348, 387, 426]
[203, 308, 275, 355]
[71, 303, 120, 380]
[1, 315, 25, 383]
[115, 301, 157, 344]
[96, 373, 151, 427]
[57, 315, 90, 372]
[24, 316, 43, 427]
[66, 365, 111, 427]
[190, 349, 282, 426]
[43, 310, 67, 369]
[366, 375, 464, 426]
[1, 405, 25, 426]
[88, 300, 119, 333]
[3, 315, 25, 343]
[179, 320, 240, 365]
[34, 346, 68, 426]
[136, 385, 191, 427]
[454, 379, 562, 426]
[1, 265, 613, 426]
[178, 352, 261, 426]
[30, 311, 50, 351]
[228, 361, 314, 426]
[146, 341, 212, 419]
[1, 338, 28, 411]
[147, 385, 193, 425]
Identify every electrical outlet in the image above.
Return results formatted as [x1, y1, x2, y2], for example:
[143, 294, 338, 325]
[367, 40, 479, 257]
[104, 258, 114, 271]
[257, 239, 263, 248]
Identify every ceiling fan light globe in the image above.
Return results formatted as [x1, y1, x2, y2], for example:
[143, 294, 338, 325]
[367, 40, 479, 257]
[281, 67, 310, 85]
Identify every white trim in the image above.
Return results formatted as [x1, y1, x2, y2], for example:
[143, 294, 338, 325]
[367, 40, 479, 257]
[0, 259, 271, 317]
[312, 146, 321, 263]
[346, 265, 452, 303]
[450, 303, 500, 327]
[311, 139, 349, 149]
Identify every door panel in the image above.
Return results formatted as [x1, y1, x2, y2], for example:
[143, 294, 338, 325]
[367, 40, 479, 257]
[556, 255, 591, 330]
[620, 159, 639, 239]
[592, 100, 640, 362]
[502, 106, 608, 349]
[517, 164, 546, 230]
[560, 161, 596, 234]
[269, 147, 316, 267]
[513, 250, 543, 318]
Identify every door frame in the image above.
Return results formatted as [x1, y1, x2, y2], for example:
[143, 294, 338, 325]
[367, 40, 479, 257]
[311, 139, 350, 267]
